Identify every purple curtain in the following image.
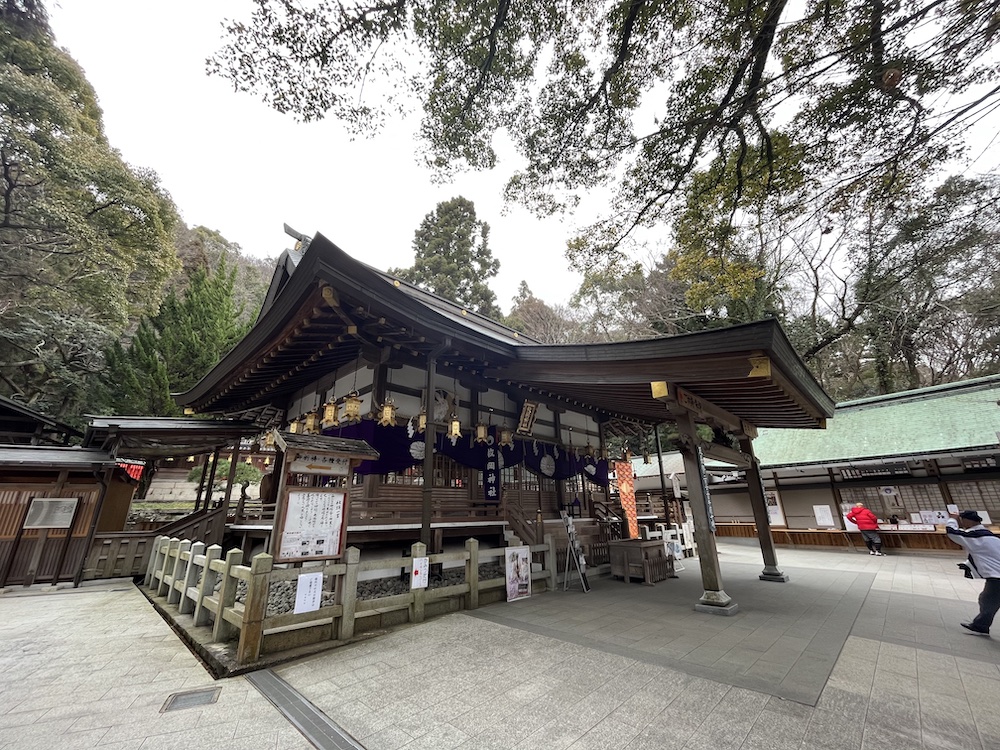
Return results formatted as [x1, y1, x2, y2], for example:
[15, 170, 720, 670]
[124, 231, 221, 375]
[323, 421, 609, 488]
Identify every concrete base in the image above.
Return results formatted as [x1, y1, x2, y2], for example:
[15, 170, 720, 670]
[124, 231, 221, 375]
[695, 601, 740, 616]
[760, 573, 790, 582]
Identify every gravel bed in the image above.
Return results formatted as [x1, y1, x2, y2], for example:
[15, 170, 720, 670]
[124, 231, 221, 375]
[233, 562, 505, 617]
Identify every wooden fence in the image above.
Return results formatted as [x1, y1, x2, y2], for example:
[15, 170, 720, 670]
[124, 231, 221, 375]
[143, 533, 559, 668]
[82, 505, 228, 581]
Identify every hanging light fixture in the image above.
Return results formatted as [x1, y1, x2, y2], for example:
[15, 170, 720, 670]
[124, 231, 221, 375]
[498, 424, 514, 448]
[342, 391, 363, 423]
[447, 373, 462, 441]
[475, 420, 489, 443]
[377, 397, 398, 427]
[264, 431, 275, 448]
[448, 412, 462, 441]
[497, 395, 513, 447]
[584, 441, 595, 457]
[341, 350, 364, 424]
[322, 399, 339, 426]
[288, 417, 301, 434]
[475, 407, 491, 444]
[304, 410, 319, 434]
[416, 405, 427, 433]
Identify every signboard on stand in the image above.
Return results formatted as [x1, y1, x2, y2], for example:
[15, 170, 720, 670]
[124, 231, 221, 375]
[269, 430, 379, 563]
[277, 490, 345, 561]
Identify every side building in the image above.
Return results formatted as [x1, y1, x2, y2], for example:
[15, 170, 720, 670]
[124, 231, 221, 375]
[633, 376, 1000, 550]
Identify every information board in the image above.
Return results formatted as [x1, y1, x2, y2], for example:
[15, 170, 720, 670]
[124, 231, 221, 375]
[813, 504, 835, 527]
[276, 490, 346, 562]
[24, 497, 79, 529]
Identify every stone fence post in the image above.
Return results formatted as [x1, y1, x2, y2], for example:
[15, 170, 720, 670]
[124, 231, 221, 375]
[465, 538, 479, 609]
[212, 547, 243, 642]
[193, 545, 222, 627]
[144, 535, 164, 587]
[167, 539, 191, 605]
[236, 553, 273, 665]
[178, 541, 205, 614]
[157, 538, 179, 597]
[337, 547, 361, 640]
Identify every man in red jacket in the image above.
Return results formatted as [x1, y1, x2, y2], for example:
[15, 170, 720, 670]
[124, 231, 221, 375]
[847, 502, 884, 556]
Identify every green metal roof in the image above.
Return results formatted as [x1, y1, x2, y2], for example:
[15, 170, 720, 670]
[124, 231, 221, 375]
[753, 375, 1000, 467]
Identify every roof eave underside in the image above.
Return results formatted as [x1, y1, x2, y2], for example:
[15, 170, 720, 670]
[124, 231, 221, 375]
[175, 236, 833, 430]
[82, 418, 261, 458]
[484, 321, 834, 429]
[175, 234, 525, 416]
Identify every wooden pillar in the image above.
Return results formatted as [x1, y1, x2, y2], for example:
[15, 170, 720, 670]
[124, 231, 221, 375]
[654, 424, 672, 525]
[222, 442, 241, 517]
[674, 411, 738, 615]
[421, 341, 449, 547]
[739, 436, 789, 582]
[553, 411, 566, 513]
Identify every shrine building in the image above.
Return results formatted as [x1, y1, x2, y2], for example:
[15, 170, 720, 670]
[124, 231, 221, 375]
[174, 231, 835, 613]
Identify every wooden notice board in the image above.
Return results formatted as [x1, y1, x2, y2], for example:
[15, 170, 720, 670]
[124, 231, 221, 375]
[268, 430, 378, 563]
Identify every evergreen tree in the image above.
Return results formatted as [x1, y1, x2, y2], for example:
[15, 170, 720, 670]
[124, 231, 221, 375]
[102, 255, 250, 415]
[390, 197, 501, 318]
[0, 4, 178, 421]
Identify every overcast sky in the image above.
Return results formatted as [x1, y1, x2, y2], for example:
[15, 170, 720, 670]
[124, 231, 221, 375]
[46, 1, 595, 313]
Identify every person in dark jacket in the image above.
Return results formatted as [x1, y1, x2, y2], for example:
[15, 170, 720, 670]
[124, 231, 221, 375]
[846, 502, 883, 555]
[946, 510, 1000, 636]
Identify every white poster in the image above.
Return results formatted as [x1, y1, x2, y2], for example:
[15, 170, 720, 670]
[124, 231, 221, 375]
[293, 571, 324, 614]
[920, 509, 950, 525]
[813, 505, 835, 527]
[278, 491, 345, 561]
[505, 545, 531, 602]
[765, 491, 786, 526]
[411, 556, 429, 589]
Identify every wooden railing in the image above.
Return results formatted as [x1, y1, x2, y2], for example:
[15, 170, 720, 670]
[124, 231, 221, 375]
[82, 505, 228, 581]
[143, 531, 560, 668]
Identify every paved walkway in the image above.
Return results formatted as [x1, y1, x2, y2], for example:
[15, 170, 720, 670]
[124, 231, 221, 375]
[3, 541, 1000, 749]
[0, 580, 312, 750]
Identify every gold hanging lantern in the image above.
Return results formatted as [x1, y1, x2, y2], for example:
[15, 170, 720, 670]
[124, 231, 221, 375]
[498, 424, 514, 448]
[474, 421, 488, 444]
[186, 455, 195, 463]
[288, 418, 301, 434]
[322, 400, 339, 426]
[304, 410, 319, 434]
[584, 442, 595, 457]
[377, 398, 398, 427]
[264, 431, 275, 448]
[245, 455, 254, 465]
[342, 391, 363, 424]
[263, 456, 270, 466]
[447, 413, 462, 441]
[416, 406, 427, 433]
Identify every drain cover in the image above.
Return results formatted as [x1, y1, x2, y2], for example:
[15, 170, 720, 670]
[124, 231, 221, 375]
[161, 687, 221, 712]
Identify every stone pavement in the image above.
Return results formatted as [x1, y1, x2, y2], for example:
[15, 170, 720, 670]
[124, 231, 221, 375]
[2, 541, 1000, 749]
[0, 579, 312, 750]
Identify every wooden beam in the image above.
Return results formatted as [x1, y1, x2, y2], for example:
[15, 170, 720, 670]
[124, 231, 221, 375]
[651, 381, 756, 438]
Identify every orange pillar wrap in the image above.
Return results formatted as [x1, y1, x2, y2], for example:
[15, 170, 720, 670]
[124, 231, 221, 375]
[615, 461, 639, 539]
